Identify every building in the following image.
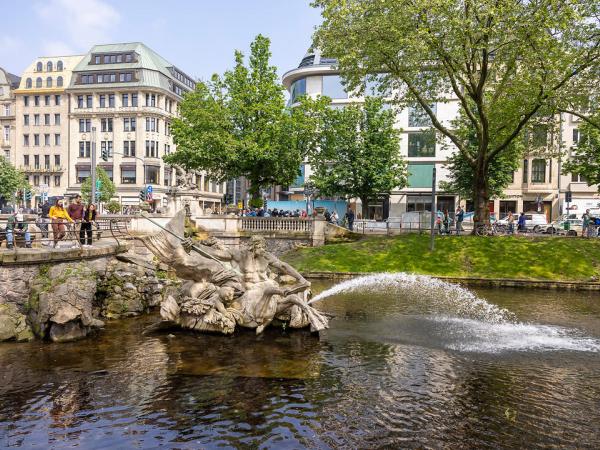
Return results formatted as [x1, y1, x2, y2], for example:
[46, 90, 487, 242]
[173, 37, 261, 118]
[282, 50, 599, 221]
[0, 67, 21, 164]
[13, 55, 84, 203]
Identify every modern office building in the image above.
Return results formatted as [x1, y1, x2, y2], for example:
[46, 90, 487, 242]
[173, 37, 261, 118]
[13, 55, 84, 201]
[282, 50, 600, 220]
[0, 67, 21, 164]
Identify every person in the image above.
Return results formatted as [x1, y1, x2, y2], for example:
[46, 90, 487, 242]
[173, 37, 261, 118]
[436, 212, 443, 234]
[49, 199, 74, 247]
[6, 211, 31, 249]
[345, 208, 355, 231]
[455, 206, 464, 235]
[39, 200, 51, 240]
[507, 212, 515, 234]
[517, 212, 526, 233]
[81, 203, 97, 247]
[443, 210, 450, 235]
[67, 195, 85, 244]
[324, 209, 331, 223]
[583, 209, 591, 237]
[331, 210, 339, 225]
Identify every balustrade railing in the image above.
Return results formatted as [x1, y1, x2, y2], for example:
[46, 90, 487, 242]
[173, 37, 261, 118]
[240, 217, 313, 233]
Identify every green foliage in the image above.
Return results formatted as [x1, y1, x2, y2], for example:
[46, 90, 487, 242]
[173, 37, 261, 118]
[249, 197, 264, 208]
[105, 200, 122, 214]
[283, 234, 600, 281]
[0, 157, 29, 202]
[313, 0, 600, 222]
[81, 167, 116, 204]
[563, 119, 600, 190]
[166, 35, 322, 201]
[308, 97, 407, 215]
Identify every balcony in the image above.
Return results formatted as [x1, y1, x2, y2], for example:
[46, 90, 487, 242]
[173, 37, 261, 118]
[19, 165, 65, 173]
[1, 140, 10, 148]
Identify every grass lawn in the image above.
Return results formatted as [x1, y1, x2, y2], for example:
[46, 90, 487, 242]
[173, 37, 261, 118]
[282, 234, 600, 281]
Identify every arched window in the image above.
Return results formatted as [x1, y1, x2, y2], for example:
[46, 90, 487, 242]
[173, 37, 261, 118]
[47, 61, 53, 72]
[57, 76, 63, 87]
[46, 77, 53, 87]
[36, 77, 42, 88]
[57, 60, 63, 71]
[26, 78, 32, 88]
[36, 62, 43, 72]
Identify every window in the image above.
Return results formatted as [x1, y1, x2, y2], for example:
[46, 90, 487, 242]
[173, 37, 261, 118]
[54, 175, 61, 186]
[23, 134, 29, 146]
[57, 76, 63, 87]
[164, 144, 171, 155]
[531, 159, 546, 183]
[109, 94, 115, 107]
[43, 175, 50, 185]
[522, 159, 529, 183]
[57, 60, 63, 71]
[34, 134, 40, 146]
[123, 141, 136, 157]
[23, 155, 29, 166]
[322, 75, 348, 99]
[79, 119, 91, 132]
[408, 131, 436, 157]
[47, 61, 53, 72]
[54, 113, 60, 125]
[34, 155, 40, 169]
[33, 175, 39, 186]
[55, 95, 61, 105]
[44, 95, 50, 106]
[145, 140, 158, 157]
[54, 155, 60, 166]
[44, 134, 50, 146]
[44, 155, 50, 169]
[46, 77, 52, 87]
[44, 114, 50, 126]
[54, 134, 60, 146]
[101, 141, 113, 157]
[124, 117, 136, 131]
[34, 114, 40, 126]
[99, 95, 106, 107]
[164, 168, 171, 186]
[119, 72, 133, 82]
[125, 54, 132, 63]
[36, 77, 42, 88]
[290, 78, 306, 104]
[24, 114, 29, 126]
[3, 125, 9, 141]
[131, 93, 138, 107]
[76, 167, 90, 183]
[572, 128, 579, 145]
[81, 74, 94, 84]
[122, 93, 129, 107]
[145, 117, 157, 132]
[165, 121, 170, 136]
[3, 104, 9, 116]
[146, 93, 156, 107]
[104, 168, 114, 181]
[145, 166, 160, 184]
[101, 118, 113, 132]
[407, 163, 435, 188]
[26, 78, 32, 88]
[24, 96, 29, 106]
[408, 104, 436, 127]
[79, 141, 91, 157]
[34, 96, 40, 106]
[77, 95, 84, 108]
[121, 167, 136, 184]
[86, 95, 92, 108]
[95, 55, 101, 64]
[36, 62, 43, 72]
[572, 172, 586, 183]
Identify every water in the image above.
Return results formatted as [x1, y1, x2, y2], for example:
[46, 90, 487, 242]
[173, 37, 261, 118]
[1, 277, 600, 448]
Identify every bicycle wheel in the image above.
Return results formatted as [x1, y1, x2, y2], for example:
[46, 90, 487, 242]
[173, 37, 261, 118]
[475, 225, 487, 236]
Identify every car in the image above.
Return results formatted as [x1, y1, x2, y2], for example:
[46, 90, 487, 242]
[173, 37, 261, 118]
[496, 211, 548, 232]
[543, 216, 583, 236]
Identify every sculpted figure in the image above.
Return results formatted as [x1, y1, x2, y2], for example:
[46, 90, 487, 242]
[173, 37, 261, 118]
[139, 211, 328, 335]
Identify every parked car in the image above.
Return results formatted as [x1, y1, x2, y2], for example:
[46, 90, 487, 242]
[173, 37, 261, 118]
[543, 216, 583, 236]
[496, 211, 548, 232]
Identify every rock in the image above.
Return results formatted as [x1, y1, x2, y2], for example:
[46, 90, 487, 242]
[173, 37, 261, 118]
[49, 321, 88, 342]
[123, 282, 136, 291]
[0, 303, 34, 342]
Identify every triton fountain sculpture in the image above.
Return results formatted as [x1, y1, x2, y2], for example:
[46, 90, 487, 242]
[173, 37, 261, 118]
[139, 210, 329, 335]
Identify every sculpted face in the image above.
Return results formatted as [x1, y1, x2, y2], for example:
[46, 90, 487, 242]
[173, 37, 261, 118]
[248, 236, 266, 256]
[219, 287, 235, 302]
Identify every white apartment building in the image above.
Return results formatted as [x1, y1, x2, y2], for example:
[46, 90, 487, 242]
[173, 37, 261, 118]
[0, 67, 20, 164]
[13, 55, 84, 202]
[282, 50, 599, 220]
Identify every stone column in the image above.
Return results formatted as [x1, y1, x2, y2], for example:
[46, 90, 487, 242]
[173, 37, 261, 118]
[311, 217, 326, 247]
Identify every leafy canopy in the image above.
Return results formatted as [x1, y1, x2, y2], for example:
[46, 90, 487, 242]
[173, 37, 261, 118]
[81, 167, 116, 204]
[308, 97, 407, 213]
[563, 119, 600, 191]
[0, 157, 29, 201]
[166, 35, 322, 198]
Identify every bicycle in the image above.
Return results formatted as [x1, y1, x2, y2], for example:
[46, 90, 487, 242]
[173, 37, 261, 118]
[474, 222, 503, 236]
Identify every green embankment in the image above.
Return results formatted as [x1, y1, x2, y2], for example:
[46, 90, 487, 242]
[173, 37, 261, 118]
[283, 234, 600, 281]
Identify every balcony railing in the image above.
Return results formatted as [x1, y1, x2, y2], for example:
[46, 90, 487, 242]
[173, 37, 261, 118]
[19, 165, 65, 173]
[240, 217, 313, 233]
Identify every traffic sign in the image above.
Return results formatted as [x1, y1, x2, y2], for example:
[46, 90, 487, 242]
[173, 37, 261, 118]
[146, 185, 153, 193]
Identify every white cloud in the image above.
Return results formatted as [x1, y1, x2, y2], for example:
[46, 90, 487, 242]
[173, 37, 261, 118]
[35, 0, 121, 51]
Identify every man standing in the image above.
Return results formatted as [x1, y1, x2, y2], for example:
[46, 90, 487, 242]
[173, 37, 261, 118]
[455, 206, 464, 235]
[67, 195, 85, 244]
[6, 211, 31, 249]
[345, 208, 355, 231]
[583, 209, 591, 238]
[518, 212, 527, 233]
[39, 200, 51, 241]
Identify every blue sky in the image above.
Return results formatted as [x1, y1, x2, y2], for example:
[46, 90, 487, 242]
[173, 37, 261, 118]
[0, 0, 322, 82]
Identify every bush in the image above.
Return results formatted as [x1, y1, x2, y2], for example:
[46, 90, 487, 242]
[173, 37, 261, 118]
[249, 197, 264, 208]
[105, 200, 121, 214]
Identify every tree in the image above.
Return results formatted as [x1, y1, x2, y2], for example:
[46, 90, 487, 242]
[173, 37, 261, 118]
[105, 200, 122, 214]
[81, 167, 116, 204]
[313, 0, 600, 223]
[0, 157, 29, 203]
[562, 120, 600, 190]
[166, 35, 322, 203]
[308, 97, 407, 217]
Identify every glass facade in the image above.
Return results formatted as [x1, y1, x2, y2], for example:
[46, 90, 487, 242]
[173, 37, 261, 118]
[407, 163, 435, 188]
[322, 75, 348, 99]
[408, 131, 436, 157]
[290, 78, 306, 104]
[408, 104, 436, 127]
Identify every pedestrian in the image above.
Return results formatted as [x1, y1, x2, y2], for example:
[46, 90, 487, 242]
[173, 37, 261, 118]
[517, 212, 526, 233]
[443, 209, 450, 235]
[345, 208, 355, 231]
[67, 195, 85, 244]
[583, 209, 591, 237]
[6, 211, 31, 249]
[49, 199, 74, 247]
[39, 200, 51, 240]
[81, 203, 97, 247]
[436, 212, 443, 234]
[455, 206, 464, 235]
[324, 209, 332, 223]
[507, 212, 515, 234]
[331, 210, 339, 225]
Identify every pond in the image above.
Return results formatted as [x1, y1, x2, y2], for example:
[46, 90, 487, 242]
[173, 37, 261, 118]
[1, 277, 600, 449]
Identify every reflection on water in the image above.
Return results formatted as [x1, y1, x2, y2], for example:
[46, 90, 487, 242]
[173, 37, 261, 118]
[1, 282, 600, 448]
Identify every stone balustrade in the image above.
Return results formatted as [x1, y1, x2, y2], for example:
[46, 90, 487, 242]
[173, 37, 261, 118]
[241, 217, 313, 233]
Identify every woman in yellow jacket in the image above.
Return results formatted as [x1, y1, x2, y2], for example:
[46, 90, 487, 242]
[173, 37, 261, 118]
[49, 198, 73, 247]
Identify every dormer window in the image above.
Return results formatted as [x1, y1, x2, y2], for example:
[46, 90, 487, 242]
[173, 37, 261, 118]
[36, 62, 43, 72]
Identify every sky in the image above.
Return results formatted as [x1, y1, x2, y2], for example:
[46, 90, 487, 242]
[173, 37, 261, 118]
[0, 0, 323, 82]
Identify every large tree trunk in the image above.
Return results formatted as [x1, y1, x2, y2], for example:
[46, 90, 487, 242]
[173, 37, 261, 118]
[248, 182, 262, 208]
[472, 161, 490, 232]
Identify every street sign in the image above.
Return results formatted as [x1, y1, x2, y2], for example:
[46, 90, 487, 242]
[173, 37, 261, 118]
[146, 185, 153, 193]
[96, 179, 102, 190]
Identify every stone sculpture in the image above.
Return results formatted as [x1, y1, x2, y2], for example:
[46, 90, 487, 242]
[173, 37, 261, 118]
[139, 210, 329, 335]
